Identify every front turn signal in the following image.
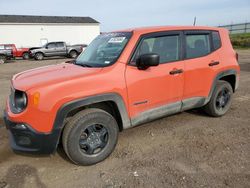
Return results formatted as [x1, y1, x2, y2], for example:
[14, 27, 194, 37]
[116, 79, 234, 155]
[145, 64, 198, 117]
[33, 92, 40, 106]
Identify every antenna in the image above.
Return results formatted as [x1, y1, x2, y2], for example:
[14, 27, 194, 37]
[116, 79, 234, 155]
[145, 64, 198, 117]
[193, 16, 197, 26]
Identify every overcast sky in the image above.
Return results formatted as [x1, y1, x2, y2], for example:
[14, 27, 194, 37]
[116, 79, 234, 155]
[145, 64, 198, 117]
[0, 0, 249, 31]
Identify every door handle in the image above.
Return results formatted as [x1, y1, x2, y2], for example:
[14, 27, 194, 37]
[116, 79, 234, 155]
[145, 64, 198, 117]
[209, 61, 220, 67]
[169, 69, 183, 75]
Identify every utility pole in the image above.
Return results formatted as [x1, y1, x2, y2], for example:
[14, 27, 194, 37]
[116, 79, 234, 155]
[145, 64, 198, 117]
[193, 16, 197, 26]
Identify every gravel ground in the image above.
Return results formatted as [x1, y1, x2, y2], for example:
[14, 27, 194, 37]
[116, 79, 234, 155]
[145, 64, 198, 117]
[0, 51, 250, 188]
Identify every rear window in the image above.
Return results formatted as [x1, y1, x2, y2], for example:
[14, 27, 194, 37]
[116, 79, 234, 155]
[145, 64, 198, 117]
[212, 31, 221, 50]
[56, 42, 65, 47]
[185, 34, 211, 59]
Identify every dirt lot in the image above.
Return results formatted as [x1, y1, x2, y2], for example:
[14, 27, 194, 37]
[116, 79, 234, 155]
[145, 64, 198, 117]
[0, 51, 250, 188]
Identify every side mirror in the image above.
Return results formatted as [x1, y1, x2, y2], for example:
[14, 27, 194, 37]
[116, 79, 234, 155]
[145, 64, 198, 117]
[136, 53, 160, 70]
[45, 46, 48, 49]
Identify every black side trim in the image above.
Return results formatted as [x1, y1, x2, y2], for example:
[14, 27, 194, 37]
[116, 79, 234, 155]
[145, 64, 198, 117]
[52, 93, 131, 151]
[131, 101, 182, 127]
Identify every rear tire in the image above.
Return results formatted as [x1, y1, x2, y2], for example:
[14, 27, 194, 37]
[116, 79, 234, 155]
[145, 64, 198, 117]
[204, 80, 233, 117]
[34, 52, 44, 60]
[62, 108, 119, 165]
[0, 55, 6, 64]
[69, 50, 78, 58]
[22, 52, 29, 60]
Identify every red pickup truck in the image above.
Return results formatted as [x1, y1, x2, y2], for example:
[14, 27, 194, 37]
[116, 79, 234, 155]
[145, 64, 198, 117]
[0, 44, 30, 59]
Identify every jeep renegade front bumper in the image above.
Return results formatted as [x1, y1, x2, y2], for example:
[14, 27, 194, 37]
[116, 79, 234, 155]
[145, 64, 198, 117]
[3, 111, 60, 154]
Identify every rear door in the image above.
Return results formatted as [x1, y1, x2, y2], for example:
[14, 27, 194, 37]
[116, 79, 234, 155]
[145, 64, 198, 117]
[125, 31, 184, 122]
[56, 42, 67, 56]
[183, 30, 221, 101]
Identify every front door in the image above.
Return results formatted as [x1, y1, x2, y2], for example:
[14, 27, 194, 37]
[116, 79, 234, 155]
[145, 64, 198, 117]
[125, 32, 184, 125]
[45, 42, 56, 56]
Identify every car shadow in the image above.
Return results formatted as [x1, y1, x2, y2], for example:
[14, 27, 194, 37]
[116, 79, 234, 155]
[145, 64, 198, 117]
[56, 143, 73, 165]
[185, 108, 211, 117]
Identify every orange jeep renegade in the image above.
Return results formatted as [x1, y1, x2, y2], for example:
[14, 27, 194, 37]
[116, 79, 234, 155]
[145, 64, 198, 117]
[4, 26, 240, 165]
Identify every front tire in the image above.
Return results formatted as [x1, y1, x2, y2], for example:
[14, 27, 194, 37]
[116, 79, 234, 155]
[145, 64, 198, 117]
[34, 52, 44, 60]
[204, 80, 233, 117]
[62, 108, 119, 165]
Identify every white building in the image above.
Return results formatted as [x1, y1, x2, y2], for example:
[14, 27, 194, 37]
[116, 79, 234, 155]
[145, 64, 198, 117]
[0, 15, 100, 47]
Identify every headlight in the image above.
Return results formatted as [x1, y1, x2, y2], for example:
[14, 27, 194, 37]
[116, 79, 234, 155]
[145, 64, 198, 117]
[14, 90, 27, 113]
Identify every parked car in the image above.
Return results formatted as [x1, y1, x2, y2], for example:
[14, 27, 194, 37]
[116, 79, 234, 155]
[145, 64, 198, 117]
[0, 46, 12, 64]
[0, 44, 30, 59]
[4, 26, 240, 166]
[29, 42, 87, 60]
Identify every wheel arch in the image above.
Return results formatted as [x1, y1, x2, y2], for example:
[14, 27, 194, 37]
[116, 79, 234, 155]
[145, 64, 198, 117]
[35, 51, 45, 57]
[52, 93, 131, 152]
[22, 51, 29, 55]
[69, 49, 78, 53]
[65, 100, 124, 131]
[205, 69, 238, 104]
[218, 74, 236, 92]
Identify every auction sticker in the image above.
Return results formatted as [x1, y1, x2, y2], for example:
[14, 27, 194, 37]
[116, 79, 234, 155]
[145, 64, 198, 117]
[108, 37, 126, 43]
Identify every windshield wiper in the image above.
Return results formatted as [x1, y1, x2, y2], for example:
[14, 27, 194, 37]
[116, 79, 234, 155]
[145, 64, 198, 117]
[74, 61, 93, 67]
[79, 64, 93, 67]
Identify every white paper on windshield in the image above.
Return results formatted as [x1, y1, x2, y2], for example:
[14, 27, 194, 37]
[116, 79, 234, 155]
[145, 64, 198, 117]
[108, 37, 126, 43]
[104, 61, 111, 64]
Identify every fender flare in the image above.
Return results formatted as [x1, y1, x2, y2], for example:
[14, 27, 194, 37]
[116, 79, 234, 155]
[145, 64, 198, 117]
[35, 51, 45, 56]
[205, 69, 238, 104]
[53, 92, 130, 130]
[50, 93, 131, 153]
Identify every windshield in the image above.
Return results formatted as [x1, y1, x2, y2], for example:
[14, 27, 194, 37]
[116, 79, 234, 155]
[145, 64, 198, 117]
[75, 32, 132, 67]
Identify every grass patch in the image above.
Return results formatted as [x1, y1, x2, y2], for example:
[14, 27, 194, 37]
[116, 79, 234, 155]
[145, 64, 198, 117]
[230, 33, 250, 49]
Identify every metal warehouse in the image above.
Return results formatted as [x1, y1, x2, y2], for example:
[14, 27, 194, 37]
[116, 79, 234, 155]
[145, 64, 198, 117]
[0, 15, 100, 47]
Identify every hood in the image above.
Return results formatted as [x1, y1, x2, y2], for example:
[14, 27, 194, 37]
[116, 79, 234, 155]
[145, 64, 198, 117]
[29, 47, 42, 51]
[18, 47, 30, 51]
[12, 63, 102, 91]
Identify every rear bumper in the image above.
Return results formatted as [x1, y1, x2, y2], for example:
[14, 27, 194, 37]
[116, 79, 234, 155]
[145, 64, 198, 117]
[3, 111, 60, 155]
[235, 72, 240, 91]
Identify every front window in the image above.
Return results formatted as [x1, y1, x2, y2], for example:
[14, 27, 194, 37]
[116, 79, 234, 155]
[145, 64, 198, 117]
[131, 34, 180, 64]
[75, 32, 132, 67]
[47, 43, 56, 49]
